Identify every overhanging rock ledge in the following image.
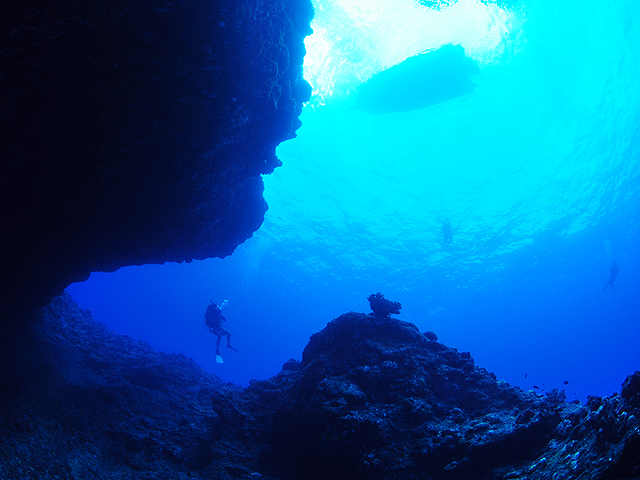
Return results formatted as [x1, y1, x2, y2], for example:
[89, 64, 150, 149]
[0, 0, 313, 316]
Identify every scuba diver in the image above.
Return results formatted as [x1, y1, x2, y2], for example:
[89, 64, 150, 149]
[204, 300, 240, 363]
[602, 260, 618, 291]
[442, 218, 453, 246]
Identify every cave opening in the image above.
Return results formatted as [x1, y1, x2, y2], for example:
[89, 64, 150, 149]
[67, 0, 640, 401]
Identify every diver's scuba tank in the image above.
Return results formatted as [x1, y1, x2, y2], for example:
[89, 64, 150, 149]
[203, 300, 229, 330]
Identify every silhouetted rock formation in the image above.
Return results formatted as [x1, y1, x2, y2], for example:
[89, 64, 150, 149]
[266, 312, 567, 479]
[0, 0, 313, 315]
[367, 292, 402, 317]
[1, 294, 639, 479]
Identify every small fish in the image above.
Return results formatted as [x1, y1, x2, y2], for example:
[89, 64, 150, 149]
[524, 373, 528, 378]
[564, 380, 569, 385]
[533, 385, 540, 390]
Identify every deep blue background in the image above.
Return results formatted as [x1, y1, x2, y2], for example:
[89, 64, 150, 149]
[67, 0, 640, 401]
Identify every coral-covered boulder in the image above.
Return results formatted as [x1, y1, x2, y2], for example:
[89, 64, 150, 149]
[266, 312, 564, 479]
[367, 292, 402, 317]
[621, 371, 640, 409]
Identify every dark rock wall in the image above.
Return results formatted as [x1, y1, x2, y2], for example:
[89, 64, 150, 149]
[0, 0, 313, 313]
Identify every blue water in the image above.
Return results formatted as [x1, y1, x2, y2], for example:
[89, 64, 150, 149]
[67, 0, 640, 401]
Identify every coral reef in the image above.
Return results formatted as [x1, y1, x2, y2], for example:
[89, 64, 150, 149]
[367, 292, 402, 317]
[0, 0, 313, 317]
[267, 312, 568, 479]
[1, 294, 639, 479]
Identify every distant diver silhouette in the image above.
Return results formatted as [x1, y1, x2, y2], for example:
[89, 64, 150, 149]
[602, 260, 618, 290]
[204, 300, 240, 363]
[442, 218, 453, 246]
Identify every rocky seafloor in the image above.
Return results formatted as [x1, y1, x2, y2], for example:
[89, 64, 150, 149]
[1, 293, 639, 480]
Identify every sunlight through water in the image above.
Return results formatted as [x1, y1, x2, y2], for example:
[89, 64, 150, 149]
[263, 0, 640, 283]
[304, 0, 523, 106]
[68, 0, 640, 399]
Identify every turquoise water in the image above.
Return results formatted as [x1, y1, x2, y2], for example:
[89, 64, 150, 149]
[68, 0, 640, 400]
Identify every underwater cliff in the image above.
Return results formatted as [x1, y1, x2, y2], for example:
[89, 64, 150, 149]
[0, 0, 313, 315]
[2, 0, 639, 478]
[1, 293, 638, 479]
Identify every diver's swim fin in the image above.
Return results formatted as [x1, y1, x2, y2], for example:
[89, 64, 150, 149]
[216, 354, 224, 364]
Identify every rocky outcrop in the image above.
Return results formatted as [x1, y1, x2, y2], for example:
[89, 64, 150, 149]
[0, 0, 313, 315]
[1, 294, 638, 479]
[0, 293, 262, 479]
[265, 312, 570, 479]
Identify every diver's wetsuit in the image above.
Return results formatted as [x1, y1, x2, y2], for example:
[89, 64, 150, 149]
[205, 304, 238, 355]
